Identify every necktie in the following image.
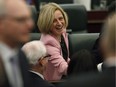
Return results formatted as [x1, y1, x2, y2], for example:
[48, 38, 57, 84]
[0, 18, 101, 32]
[10, 56, 23, 87]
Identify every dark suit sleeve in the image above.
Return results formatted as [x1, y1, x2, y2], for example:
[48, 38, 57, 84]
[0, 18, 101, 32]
[18, 50, 33, 87]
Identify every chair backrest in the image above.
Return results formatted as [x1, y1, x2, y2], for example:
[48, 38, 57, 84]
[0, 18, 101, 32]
[30, 33, 41, 41]
[29, 33, 99, 59]
[29, 5, 40, 33]
[69, 33, 99, 57]
[29, 5, 37, 23]
[40, 0, 73, 4]
[60, 4, 87, 33]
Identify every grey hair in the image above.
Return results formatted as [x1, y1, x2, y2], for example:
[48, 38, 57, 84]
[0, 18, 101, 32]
[22, 41, 47, 65]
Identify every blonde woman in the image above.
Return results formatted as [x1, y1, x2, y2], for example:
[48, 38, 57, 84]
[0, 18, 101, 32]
[38, 3, 70, 81]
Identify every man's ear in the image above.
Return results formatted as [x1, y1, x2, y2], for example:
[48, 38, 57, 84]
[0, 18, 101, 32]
[38, 58, 44, 67]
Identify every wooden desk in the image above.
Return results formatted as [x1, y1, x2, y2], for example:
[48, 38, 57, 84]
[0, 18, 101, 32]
[87, 10, 108, 33]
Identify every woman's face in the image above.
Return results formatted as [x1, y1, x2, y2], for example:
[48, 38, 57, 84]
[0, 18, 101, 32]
[50, 10, 66, 36]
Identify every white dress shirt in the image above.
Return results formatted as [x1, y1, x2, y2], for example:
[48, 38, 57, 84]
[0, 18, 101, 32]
[0, 42, 23, 87]
[97, 63, 103, 72]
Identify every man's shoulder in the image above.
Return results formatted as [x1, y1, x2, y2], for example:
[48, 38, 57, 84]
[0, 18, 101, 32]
[30, 72, 55, 87]
[18, 49, 28, 61]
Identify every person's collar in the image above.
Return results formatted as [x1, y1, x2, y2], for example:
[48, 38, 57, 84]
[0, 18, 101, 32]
[30, 70, 44, 79]
[0, 41, 18, 58]
[104, 57, 116, 67]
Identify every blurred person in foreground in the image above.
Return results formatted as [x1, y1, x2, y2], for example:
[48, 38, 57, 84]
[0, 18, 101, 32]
[92, 1, 116, 64]
[60, 12, 116, 87]
[22, 41, 55, 87]
[0, 0, 34, 87]
[37, 3, 70, 81]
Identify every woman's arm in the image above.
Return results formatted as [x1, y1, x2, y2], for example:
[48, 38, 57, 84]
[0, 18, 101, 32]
[46, 43, 68, 75]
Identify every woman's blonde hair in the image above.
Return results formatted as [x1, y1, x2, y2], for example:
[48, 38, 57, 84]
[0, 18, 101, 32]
[37, 3, 68, 34]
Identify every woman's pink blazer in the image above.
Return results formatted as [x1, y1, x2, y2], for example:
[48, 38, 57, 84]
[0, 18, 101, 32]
[40, 33, 70, 81]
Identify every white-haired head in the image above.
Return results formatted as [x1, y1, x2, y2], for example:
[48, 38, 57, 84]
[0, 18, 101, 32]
[22, 40, 47, 65]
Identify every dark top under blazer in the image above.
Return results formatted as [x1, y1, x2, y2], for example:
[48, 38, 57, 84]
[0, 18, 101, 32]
[60, 35, 68, 61]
